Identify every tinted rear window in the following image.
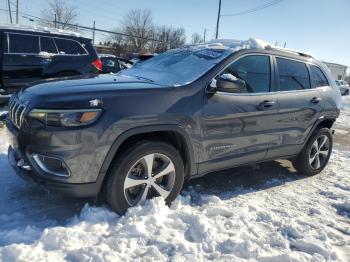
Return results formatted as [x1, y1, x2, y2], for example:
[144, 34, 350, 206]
[54, 38, 87, 55]
[310, 65, 329, 88]
[8, 33, 39, 54]
[277, 58, 310, 91]
[40, 37, 57, 54]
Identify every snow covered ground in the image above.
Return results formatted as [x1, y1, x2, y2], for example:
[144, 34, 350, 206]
[0, 98, 349, 261]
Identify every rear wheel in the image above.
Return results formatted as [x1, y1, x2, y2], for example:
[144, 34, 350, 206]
[292, 128, 332, 176]
[106, 141, 184, 215]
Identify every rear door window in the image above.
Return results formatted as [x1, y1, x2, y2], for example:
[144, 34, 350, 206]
[276, 57, 310, 91]
[8, 33, 39, 54]
[54, 38, 87, 55]
[310, 65, 329, 88]
[40, 37, 57, 54]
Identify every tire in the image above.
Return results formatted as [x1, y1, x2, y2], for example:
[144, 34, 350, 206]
[106, 140, 185, 215]
[345, 90, 349, 96]
[292, 128, 333, 176]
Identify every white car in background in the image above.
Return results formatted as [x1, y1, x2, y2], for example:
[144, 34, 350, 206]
[336, 80, 349, 95]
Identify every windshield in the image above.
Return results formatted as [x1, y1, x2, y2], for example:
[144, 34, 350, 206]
[119, 46, 233, 86]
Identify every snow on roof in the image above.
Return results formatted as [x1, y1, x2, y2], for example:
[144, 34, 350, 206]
[208, 38, 270, 50]
[208, 37, 313, 58]
[0, 24, 83, 38]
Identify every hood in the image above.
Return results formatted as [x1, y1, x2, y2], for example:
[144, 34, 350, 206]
[17, 74, 166, 109]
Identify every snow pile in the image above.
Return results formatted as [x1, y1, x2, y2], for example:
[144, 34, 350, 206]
[0, 59, 349, 262]
[336, 97, 350, 127]
[0, 109, 350, 261]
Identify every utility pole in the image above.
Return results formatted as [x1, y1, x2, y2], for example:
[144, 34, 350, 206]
[215, 0, 222, 39]
[7, 0, 13, 24]
[203, 28, 207, 43]
[92, 21, 96, 45]
[54, 13, 57, 28]
[16, 0, 19, 24]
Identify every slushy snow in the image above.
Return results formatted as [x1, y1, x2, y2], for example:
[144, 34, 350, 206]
[0, 100, 349, 261]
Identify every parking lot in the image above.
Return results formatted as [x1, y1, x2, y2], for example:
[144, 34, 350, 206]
[0, 97, 349, 261]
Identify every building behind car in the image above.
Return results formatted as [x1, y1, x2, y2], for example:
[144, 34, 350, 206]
[324, 61, 347, 81]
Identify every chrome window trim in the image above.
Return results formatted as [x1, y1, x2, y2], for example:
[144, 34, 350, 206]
[4, 32, 89, 56]
[274, 54, 331, 87]
[53, 37, 88, 56]
[39, 36, 58, 54]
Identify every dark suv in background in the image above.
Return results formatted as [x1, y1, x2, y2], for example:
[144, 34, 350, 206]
[0, 25, 101, 95]
[5, 39, 342, 215]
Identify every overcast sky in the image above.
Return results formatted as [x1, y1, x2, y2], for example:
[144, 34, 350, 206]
[1, 0, 349, 67]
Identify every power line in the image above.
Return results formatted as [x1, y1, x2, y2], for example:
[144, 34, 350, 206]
[221, 0, 285, 17]
[0, 9, 167, 43]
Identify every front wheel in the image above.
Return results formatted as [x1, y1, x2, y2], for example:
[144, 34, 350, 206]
[345, 90, 349, 96]
[292, 128, 333, 176]
[106, 141, 185, 215]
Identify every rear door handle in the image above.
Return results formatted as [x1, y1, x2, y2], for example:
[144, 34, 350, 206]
[258, 100, 275, 110]
[311, 97, 321, 104]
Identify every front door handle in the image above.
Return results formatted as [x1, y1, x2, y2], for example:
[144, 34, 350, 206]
[258, 100, 275, 110]
[311, 97, 321, 104]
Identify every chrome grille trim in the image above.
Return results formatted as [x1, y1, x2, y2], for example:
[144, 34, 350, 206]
[8, 96, 27, 128]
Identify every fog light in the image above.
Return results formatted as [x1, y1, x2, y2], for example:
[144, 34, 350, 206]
[32, 154, 70, 177]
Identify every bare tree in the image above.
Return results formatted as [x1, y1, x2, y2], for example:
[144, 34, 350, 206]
[107, 28, 129, 56]
[40, 0, 78, 30]
[149, 26, 186, 52]
[108, 8, 186, 54]
[121, 8, 154, 51]
[191, 33, 204, 45]
[169, 27, 186, 49]
[108, 28, 125, 47]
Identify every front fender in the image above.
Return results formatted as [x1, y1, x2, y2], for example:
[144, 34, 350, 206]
[95, 124, 197, 189]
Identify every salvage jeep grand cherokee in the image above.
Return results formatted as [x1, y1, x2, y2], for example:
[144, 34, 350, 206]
[6, 38, 342, 215]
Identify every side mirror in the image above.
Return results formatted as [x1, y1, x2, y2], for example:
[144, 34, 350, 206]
[215, 74, 247, 93]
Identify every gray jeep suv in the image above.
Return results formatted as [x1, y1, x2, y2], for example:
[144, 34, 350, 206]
[5, 39, 342, 214]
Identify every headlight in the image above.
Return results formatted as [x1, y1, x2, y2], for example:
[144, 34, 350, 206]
[28, 109, 102, 127]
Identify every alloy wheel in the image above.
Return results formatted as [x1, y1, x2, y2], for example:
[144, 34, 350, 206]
[309, 135, 330, 170]
[123, 153, 176, 206]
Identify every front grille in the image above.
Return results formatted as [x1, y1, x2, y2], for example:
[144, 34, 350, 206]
[8, 96, 27, 128]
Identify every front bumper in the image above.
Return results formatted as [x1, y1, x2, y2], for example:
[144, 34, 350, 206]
[8, 145, 102, 198]
[5, 119, 105, 198]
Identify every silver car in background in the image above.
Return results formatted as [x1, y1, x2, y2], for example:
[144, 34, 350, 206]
[336, 80, 349, 95]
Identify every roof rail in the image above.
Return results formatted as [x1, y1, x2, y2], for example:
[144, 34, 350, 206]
[0, 24, 82, 38]
[265, 45, 313, 58]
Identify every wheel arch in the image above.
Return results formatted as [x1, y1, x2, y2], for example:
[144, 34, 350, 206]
[96, 125, 197, 193]
[305, 117, 335, 145]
